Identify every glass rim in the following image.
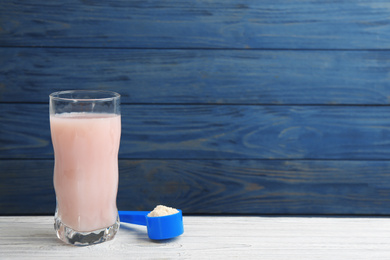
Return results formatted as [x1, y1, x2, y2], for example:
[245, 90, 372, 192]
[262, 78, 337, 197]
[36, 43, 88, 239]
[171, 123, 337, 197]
[50, 90, 120, 102]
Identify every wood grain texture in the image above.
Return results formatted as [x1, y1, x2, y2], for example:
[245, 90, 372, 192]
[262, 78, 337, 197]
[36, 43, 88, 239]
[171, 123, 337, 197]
[2, 216, 390, 259]
[0, 160, 55, 214]
[2, 103, 390, 160]
[1, 48, 390, 104]
[2, 0, 390, 216]
[1, 0, 390, 49]
[2, 159, 390, 215]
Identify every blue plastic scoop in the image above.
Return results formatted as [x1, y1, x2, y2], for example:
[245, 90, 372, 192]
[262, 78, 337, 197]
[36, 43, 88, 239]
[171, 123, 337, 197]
[118, 210, 184, 240]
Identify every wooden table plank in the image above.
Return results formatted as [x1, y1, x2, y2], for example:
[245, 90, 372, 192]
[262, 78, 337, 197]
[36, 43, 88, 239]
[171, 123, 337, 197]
[1, 216, 390, 259]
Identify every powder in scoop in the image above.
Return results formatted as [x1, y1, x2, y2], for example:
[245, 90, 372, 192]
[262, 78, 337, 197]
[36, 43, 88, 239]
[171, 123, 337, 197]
[148, 205, 179, 217]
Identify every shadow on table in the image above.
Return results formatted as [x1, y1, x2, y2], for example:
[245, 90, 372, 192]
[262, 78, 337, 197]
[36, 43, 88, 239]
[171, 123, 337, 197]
[119, 223, 180, 244]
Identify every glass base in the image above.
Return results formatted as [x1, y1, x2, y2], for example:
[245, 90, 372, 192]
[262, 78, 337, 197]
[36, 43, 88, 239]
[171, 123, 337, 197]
[54, 214, 120, 246]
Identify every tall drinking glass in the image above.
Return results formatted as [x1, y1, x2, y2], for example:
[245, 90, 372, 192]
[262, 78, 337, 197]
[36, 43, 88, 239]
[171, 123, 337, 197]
[49, 90, 121, 246]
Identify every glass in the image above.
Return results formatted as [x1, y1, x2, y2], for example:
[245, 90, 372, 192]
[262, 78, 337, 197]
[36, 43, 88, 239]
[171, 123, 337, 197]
[49, 90, 121, 246]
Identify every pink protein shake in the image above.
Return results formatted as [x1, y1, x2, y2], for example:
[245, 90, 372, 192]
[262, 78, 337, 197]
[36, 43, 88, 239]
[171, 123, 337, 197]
[50, 112, 121, 232]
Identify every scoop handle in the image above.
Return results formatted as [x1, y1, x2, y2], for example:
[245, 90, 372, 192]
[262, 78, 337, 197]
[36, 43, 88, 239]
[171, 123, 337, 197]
[118, 211, 149, 226]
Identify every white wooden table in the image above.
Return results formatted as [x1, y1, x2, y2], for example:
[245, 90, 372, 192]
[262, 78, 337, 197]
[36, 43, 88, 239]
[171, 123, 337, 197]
[1, 216, 390, 259]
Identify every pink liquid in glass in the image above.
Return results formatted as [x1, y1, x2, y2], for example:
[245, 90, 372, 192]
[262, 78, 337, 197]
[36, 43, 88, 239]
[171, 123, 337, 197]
[50, 112, 121, 232]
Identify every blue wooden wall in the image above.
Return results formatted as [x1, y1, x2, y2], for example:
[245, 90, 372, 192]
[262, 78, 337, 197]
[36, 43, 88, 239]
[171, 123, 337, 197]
[1, 0, 390, 215]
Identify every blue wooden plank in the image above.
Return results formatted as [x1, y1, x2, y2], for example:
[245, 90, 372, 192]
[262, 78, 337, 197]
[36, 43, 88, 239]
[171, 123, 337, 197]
[2, 103, 390, 160]
[1, 48, 390, 104]
[1, 159, 390, 215]
[0, 160, 56, 214]
[1, 0, 390, 49]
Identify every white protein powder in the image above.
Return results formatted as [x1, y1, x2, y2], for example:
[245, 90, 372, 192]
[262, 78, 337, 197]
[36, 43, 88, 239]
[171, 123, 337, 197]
[147, 205, 179, 217]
